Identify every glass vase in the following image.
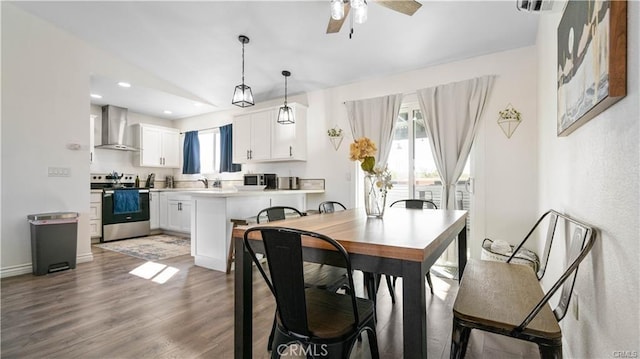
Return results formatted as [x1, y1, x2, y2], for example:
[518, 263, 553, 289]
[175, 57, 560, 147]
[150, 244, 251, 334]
[364, 174, 387, 218]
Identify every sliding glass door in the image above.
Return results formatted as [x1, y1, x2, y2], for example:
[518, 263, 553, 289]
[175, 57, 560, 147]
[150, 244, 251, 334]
[387, 103, 472, 265]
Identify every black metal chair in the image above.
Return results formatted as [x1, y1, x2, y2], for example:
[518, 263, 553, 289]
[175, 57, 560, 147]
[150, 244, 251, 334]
[375, 199, 437, 303]
[244, 227, 379, 359]
[256, 206, 305, 224]
[450, 210, 596, 358]
[318, 201, 347, 214]
[255, 205, 350, 350]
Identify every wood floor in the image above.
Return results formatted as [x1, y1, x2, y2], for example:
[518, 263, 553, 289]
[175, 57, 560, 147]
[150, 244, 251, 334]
[1, 246, 539, 358]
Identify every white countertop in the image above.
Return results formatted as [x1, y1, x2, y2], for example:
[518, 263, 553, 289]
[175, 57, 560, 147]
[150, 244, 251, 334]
[186, 188, 324, 197]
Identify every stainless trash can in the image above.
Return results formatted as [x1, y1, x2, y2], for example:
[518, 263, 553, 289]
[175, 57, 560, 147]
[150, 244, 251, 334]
[27, 212, 79, 275]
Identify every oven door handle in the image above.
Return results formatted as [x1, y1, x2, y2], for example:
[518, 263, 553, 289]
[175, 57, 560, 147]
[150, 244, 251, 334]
[104, 189, 150, 195]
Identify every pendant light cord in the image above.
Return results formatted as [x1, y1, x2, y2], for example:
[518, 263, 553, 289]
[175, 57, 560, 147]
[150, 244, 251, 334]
[241, 41, 245, 84]
[284, 74, 288, 106]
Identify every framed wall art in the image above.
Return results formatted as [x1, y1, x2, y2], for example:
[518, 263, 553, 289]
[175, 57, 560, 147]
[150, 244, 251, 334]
[557, 0, 627, 136]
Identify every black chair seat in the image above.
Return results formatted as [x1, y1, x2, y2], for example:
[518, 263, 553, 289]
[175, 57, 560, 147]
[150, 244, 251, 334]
[280, 287, 375, 339]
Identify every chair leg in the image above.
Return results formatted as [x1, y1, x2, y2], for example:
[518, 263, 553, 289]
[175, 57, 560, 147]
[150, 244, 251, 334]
[227, 219, 248, 274]
[385, 275, 396, 304]
[450, 319, 471, 359]
[426, 272, 434, 294]
[538, 343, 562, 359]
[367, 327, 380, 359]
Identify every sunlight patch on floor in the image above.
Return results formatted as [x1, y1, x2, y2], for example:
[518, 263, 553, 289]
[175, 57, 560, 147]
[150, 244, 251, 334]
[129, 261, 179, 283]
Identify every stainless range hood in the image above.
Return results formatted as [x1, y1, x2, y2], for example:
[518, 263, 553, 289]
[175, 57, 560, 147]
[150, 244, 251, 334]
[95, 105, 139, 151]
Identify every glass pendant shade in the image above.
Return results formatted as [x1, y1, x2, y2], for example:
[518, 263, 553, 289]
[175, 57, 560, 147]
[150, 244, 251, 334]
[232, 35, 254, 108]
[277, 70, 294, 124]
[277, 105, 295, 125]
[330, 0, 344, 20]
[354, 4, 367, 24]
[232, 84, 254, 107]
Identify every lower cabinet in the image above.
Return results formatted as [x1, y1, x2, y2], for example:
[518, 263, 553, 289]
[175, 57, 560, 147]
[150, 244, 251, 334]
[158, 192, 191, 234]
[166, 199, 191, 233]
[149, 191, 160, 230]
[89, 192, 102, 239]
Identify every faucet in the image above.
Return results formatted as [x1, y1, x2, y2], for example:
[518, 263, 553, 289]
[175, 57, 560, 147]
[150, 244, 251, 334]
[198, 178, 209, 188]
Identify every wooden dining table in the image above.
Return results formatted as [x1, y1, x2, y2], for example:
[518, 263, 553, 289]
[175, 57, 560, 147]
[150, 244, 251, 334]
[232, 207, 468, 359]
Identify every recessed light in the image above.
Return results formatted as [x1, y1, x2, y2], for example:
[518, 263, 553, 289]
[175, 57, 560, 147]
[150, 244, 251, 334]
[163, 110, 173, 114]
[117, 82, 131, 88]
[90, 93, 103, 99]
[194, 102, 203, 107]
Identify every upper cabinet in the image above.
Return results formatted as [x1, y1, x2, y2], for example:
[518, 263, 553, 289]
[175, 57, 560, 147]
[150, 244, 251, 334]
[233, 111, 272, 163]
[232, 103, 307, 163]
[132, 124, 180, 168]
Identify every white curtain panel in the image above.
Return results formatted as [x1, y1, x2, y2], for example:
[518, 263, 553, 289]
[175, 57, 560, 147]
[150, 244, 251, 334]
[345, 93, 403, 168]
[417, 75, 495, 267]
[417, 75, 495, 210]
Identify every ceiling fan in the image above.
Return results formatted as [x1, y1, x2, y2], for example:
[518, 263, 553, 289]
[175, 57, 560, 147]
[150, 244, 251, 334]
[326, 0, 422, 36]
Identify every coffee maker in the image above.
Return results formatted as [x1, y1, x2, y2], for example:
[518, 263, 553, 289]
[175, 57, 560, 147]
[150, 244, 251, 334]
[145, 173, 155, 188]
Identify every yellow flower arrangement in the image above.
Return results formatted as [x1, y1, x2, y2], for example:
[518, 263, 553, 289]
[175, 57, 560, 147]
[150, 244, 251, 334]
[349, 137, 377, 173]
[349, 137, 393, 192]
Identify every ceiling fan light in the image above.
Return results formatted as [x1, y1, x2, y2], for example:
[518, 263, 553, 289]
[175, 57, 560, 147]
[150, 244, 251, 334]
[350, 0, 365, 9]
[354, 4, 367, 24]
[330, 0, 344, 20]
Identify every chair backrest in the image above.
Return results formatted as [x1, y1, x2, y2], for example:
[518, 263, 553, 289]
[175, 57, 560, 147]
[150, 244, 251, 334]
[390, 199, 438, 209]
[318, 201, 347, 214]
[256, 206, 303, 224]
[243, 226, 358, 338]
[515, 210, 595, 330]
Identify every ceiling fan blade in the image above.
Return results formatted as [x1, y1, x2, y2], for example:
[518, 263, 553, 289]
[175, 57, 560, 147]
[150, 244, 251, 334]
[374, 0, 422, 16]
[326, 2, 351, 33]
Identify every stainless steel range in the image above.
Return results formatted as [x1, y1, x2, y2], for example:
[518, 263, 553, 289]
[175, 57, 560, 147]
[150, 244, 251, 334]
[91, 173, 150, 242]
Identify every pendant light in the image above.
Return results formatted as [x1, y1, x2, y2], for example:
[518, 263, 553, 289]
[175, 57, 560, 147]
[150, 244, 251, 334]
[232, 35, 254, 108]
[277, 70, 294, 125]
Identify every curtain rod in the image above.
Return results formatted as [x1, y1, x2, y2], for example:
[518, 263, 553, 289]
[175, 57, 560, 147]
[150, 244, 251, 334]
[342, 91, 417, 104]
[180, 125, 221, 134]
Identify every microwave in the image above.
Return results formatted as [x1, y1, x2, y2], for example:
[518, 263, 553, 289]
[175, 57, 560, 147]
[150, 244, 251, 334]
[243, 173, 277, 189]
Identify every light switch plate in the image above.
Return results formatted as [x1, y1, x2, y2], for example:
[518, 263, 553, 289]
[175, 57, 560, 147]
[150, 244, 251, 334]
[48, 167, 71, 177]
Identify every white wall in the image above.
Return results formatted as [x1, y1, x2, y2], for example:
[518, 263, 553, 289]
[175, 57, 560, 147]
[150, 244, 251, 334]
[177, 46, 541, 259]
[0, 4, 202, 276]
[1, 3, 93, 275]
[536, 2, 639, 357]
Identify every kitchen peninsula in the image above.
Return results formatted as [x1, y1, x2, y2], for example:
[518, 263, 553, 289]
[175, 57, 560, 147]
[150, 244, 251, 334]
[188, 189, 323, 272]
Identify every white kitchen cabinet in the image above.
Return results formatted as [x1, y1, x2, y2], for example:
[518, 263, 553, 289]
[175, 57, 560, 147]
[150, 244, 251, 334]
[132, 124, 180, 168]
[89, 191, 102, 238]
[149, 191, 160, 230]
[167, 198, 191, 233]
[159, 192, 190, 233]
[232, 103, 307, 163]
[158, 192, 169, 229]
[271, 104, 307, 161]
[232, 111, 271, 163]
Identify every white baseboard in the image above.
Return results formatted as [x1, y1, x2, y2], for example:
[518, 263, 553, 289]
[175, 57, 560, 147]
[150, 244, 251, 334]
[0, 252, 94, 278]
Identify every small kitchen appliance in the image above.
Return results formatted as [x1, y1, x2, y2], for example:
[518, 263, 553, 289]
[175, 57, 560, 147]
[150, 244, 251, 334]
[277, 176, 300, 190]
[244, 173, 277, 189]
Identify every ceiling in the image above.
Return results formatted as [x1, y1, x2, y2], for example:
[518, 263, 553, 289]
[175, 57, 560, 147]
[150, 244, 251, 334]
[14, 1, 539, 120]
